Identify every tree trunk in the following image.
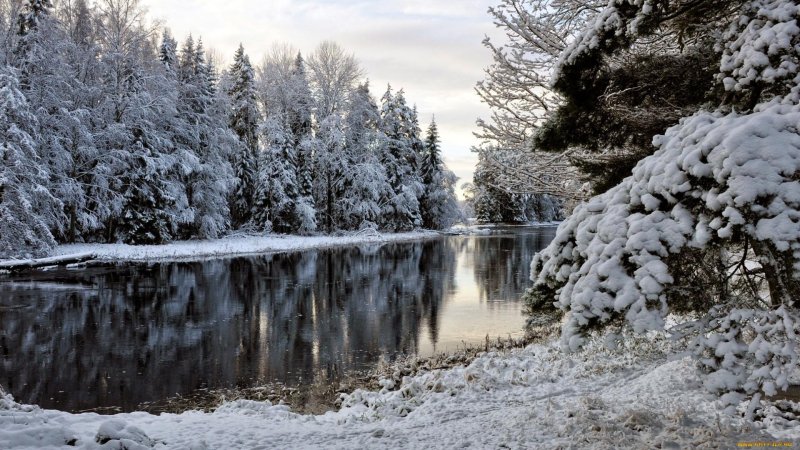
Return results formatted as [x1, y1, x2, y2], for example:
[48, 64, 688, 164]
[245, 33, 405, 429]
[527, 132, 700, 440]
[752, 240, 800, 307]
[326, 174, 333, 233]
[69, 204, 77, 243]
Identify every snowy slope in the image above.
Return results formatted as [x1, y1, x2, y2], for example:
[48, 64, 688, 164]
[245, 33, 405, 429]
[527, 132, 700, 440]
[1, 338, 797, 449]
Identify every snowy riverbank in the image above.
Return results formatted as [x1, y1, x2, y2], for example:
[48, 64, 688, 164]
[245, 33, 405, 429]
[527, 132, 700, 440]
[0, 231, 439, 268]
[2, 335, 798, 449]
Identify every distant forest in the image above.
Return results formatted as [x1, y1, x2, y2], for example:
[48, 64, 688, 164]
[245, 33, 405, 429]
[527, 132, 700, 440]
[0, 0, 462, 259]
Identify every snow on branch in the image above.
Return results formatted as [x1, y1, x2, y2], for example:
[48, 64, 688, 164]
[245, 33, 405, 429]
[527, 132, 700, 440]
[719, 0, 800, 92]
[530, 80, 800, 399]
[478, 146, 588, 200]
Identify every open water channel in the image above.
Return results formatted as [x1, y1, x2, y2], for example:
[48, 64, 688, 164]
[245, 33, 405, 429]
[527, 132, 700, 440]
[0, 225, 557, 412]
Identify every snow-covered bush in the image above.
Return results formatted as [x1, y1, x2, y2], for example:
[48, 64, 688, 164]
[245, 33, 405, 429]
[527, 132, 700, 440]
[692, 307, 798, 418]
[530, 0, 800, 408]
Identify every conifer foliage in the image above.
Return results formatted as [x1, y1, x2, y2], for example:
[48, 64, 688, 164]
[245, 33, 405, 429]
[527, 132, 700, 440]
[228, 44, 261, 228]
[0, 2, 461, 258]
[0, 68, 58, 258]
[420, 119, 462, 230]
[379, 86, 424, 231]
[525, 0, 800, 412]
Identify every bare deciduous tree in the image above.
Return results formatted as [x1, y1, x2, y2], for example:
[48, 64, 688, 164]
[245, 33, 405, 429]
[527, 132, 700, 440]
[474, 0, 600, 202]
[307, 40, 364, 118]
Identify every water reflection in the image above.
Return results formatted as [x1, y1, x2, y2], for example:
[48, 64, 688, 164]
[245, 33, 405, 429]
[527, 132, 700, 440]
[0, 227, 555, 412]
[472, 227, 560, 304]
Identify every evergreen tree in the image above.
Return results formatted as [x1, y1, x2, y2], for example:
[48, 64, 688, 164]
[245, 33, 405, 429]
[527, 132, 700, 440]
[15, 0, 53, 68]
[95, 0, 178, 244]
[471, 152, 524, 223]
[0, 67, 59, 258]
[67, 0, 94, 48]
[419, 118, 461, 229]
[528, 0, 800, 410]
[254, 117, 299, 233]
[531, 0, 724, 194]
[17, 0, 52, 36]
[408, 105, 424, 174]
[421, 118, 441, 188]
[420, 117, 441, 228]
[340, 81, 392, 230]
[227, 44, 260, 227]
[188, 39, 236, 238]
[313, 114, 348, 233]
[168, 35, 235, 239]
[256, 47, 316, 233]
[289, 53, 316, 231]
[158, 29, 178, 74]
[115, 147, 175, 245]
[379, 85, 423, 231]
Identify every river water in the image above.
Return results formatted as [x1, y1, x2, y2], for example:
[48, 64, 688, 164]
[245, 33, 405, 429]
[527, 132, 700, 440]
[0, 225, 556, 413]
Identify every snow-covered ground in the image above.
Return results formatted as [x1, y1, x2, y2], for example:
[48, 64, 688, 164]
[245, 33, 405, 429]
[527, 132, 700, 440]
[0, 231, 439, 267]
[2, 336, 797, 449]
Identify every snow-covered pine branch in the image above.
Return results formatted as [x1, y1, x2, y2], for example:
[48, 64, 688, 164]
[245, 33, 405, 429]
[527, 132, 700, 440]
[530, 0, 800, 408]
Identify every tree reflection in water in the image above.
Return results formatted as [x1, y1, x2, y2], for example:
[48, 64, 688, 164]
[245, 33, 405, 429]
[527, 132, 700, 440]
[0, 228, 555, 413]
[471, 226, 558, 305]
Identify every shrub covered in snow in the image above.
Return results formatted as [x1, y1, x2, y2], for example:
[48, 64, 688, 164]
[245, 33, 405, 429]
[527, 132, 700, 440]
[692, 307, 798, 418]
[529, 0, 800, 409]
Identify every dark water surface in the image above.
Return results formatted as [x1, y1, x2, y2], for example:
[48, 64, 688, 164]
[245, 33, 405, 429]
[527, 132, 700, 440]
[0, 226, 556, 413]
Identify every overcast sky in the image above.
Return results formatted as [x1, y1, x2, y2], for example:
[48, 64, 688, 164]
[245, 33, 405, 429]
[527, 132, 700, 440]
[143, 0, 502, 199]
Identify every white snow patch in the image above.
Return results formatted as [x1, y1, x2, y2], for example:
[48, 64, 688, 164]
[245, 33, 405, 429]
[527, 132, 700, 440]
[0, 338, 796, 449]
[0, 232, 438, 265]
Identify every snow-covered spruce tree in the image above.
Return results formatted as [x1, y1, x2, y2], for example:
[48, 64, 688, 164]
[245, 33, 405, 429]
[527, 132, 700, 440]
[171, 36, 235, 239]
[158, 29, 178, 72]
[255, 46, 316, 234]
[254, 117, 299, 233]
[420, 118, 461, 229]
[288, 53, 316, 232]
[533, 0, 733, 194]
[157, 33, 197, 236]
[529, 0, 800, 415]
[313, 113, 348, 233]
[379, 86, 423, 231]
[14, 0, 53, 74]
[0, 67, 59, 258]
[420, 118, 441, 198]
[257, 47, 317, 233]
[193, 40, 238, 238]
[340, 81, 393, 231]
[227, 44, 260, 228]
[94, 0, 179, 245]
[110, 93, 178, 245]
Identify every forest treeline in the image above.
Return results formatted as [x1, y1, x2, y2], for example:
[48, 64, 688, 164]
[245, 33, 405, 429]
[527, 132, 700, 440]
[0, 0, 462, 259]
